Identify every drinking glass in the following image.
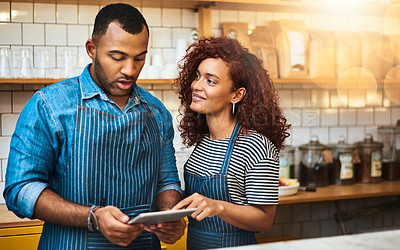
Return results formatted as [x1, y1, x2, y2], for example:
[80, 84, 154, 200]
[0, 48, 11, 78]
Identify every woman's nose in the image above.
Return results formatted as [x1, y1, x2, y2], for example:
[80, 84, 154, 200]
[191, 78, 203, 91]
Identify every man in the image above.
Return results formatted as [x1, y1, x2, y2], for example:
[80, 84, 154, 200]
[3, 3, 185, 249]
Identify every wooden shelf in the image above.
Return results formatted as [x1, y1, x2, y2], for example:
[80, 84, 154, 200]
[279, 180, 400, 205]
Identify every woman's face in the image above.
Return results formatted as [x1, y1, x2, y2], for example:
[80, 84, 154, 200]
[190, 58, 236, 117]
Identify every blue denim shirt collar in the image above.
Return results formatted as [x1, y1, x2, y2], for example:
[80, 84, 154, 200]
[79, 64, 148, 108]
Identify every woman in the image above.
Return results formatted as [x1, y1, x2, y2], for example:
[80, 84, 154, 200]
[172, 36, 290, 249]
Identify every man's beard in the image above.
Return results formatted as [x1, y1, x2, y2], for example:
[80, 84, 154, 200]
[93, 56, 132, 97]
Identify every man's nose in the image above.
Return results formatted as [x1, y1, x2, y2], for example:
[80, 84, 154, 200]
[120, 59, 137, 77]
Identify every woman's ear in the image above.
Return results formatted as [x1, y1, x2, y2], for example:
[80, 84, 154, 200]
[232, 87, 247, 104]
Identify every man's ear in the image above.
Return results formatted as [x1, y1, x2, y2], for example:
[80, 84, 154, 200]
[85, 39, 96, 60]
[232, 87, 246, 104]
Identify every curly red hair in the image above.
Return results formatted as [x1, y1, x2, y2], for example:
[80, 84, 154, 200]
[175, 36, 290, 150]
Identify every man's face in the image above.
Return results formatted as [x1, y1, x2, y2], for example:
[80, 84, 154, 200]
[87, 22, 149, 98]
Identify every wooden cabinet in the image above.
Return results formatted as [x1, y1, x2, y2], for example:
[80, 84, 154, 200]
[0, 223, 188, 250]
[0, 205, 188, 250]
[0, 226, 42, 250]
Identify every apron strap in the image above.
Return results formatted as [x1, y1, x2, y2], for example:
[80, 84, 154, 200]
[220, 121, 241, 175]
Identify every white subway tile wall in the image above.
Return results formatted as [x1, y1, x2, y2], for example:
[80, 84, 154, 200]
[277, 90, 291, 108]
[142, 7, 162, 27]
[1, 159, 7, 181]
[0, 182, 4, 204]
[151, 27, 172, 48]
[320, 109, 338, 126]
[45, 24, 67, 45]
[78, 5, 99, 25]
[0, 23, 22, 44]
[0, 2, 10, 22]
[1, 114, 19, 136]
[34, 3, 56, 23]
[12, 91, 34, 112]
[0, 137, 11, 158]
[0, 4, 399, 240]
[330, 127, 348, 142]
[0, 92, 12, 113]
[348, 126, 367, 143]
[182, 8, 198, 28]
[375, 107, 391, 124]
[339, 109, 357, 126]
[56, 4, 77, 24]
[11, 2, 33, 22]
[357, 108, 374, 125]
[310, 127, 329, 144]
[67, 25, 89, 46]
[163, 8, 181, 27]
[23, 23, 45, 45]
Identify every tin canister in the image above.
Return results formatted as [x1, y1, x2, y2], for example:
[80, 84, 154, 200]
[355, 134, 383, 183]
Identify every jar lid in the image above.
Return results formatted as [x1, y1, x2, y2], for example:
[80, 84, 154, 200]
[281, 145, 295, 153]
[377, 125, 400, 134]
[355, 133, 383, 148]
[299, 135, 326, 150]
[328, 135, 355, 150]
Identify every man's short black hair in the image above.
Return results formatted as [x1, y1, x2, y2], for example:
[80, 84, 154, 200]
[92, 3, 149, 42]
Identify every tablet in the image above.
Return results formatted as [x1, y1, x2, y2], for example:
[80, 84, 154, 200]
[127, 208, 197, 226]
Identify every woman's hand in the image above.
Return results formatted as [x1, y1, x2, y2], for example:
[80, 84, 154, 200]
[172, 193, 225, 221]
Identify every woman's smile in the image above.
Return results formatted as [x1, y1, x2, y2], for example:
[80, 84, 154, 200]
[192, 93, 206, 102]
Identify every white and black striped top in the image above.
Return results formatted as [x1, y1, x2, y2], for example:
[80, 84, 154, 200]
[185, 130, 280, 205]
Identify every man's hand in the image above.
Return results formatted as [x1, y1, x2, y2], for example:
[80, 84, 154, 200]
[95, 206, 145, 247]
[144, 218, 186, 245]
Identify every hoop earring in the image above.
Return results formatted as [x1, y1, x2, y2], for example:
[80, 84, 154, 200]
[232, 103, 235, 115]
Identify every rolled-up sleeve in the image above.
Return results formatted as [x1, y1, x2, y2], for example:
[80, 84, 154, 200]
[4, 92, 59, 219]
[155, 110, 182, 195]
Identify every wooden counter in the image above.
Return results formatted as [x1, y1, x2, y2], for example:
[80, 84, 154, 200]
[1, 181, 399, 227]
[0, 205, 43, 229]
[279, 180, 400, 205]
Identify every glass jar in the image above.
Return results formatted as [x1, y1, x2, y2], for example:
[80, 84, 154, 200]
[279, 145, 295, 178]
[377, 122, 400, 181]
[299, 136, 332, 187]
[328, 136, 356, 185]
[355, 134, 383, 183]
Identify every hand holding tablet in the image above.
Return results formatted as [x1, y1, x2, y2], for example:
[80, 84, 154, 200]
[127, 208, 197, 226]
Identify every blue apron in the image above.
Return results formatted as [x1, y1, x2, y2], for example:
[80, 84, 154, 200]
[185, 122, 257, 249]
[38, 86, 161, 249]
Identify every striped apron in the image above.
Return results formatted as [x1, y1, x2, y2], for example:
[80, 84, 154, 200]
[184, 122, 257, 249]
[38, 87, 161, 249]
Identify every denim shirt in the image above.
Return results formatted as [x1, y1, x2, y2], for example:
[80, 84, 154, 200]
[4, 64, 181, 219]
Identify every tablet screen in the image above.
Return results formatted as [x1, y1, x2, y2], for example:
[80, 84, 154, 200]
[127, 208, 197, 226]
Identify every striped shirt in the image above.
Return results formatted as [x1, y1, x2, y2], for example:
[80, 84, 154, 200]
[185, 130, 279, 205]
